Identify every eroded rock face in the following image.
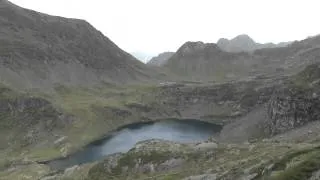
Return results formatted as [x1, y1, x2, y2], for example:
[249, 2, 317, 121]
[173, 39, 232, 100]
[220, 64, 320, 141]
[151, 80, 273, 121]
[267, 87, 320, 135]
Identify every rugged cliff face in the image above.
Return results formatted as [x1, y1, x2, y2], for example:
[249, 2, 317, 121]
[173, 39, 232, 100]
[267, 88, 320, 135]
[266, 64, 320, 135]
[219, 64, 320, 142]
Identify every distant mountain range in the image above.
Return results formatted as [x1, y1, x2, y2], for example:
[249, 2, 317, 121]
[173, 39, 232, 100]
[217, 34, 291, 52]
[147, 52, 174, 66]
[164, 35, 320, 81]
[146, 35, 292, 67]
[164, 41, 252, 81]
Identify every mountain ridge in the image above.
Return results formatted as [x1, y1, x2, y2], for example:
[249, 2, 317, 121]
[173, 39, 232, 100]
[164, 35, 320, 81]
[0, 0, 156, 89]
[217, 34, 291, 52]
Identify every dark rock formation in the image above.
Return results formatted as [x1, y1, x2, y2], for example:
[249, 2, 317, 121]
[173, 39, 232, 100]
[267, 88, 320, 135]
[265, 64, 320, 135]
[220, 64, 320, 141]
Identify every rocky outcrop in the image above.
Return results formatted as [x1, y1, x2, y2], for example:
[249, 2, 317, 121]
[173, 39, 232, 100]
[151, 79, 275, 122]
[87, 139, 218, 180]
[266, 88, 320, 136]
[262, 64, 320, 136]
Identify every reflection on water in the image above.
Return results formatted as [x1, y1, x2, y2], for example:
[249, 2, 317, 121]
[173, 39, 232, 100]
[47, 119, 222, 169]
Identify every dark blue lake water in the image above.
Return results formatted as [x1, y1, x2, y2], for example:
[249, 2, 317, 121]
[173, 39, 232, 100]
[46, 119, 222, 169]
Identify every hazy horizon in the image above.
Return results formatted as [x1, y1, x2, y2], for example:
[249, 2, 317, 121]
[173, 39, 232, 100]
[9, 0, 320, 62]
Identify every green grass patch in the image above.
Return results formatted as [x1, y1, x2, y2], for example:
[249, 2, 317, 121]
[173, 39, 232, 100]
[272, 147, 320, 171]
[271, 147, 320, 180]
[27, 147, 62, 161]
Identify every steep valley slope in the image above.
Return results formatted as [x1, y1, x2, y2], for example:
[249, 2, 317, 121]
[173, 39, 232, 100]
[0, 0, 159, 89]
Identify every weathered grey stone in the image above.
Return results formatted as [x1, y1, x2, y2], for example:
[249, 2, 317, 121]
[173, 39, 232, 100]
[64, 165, 79, 176]
[54, 136, 67, 145]
[40, 175, 58, 180]
[309, 169, 320, 180]
[194, 142, 218, 151]
[267, 88, 320, 135]
[183, 173, 217, 180]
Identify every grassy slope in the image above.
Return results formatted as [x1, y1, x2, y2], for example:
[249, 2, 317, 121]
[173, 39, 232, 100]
[0, 83, 162, 162]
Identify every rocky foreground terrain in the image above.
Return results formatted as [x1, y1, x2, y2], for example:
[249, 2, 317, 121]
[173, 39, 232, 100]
[2, 1, 320, 180]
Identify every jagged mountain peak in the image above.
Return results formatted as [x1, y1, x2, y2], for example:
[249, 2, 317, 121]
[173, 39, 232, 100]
[232, 34, 255, 41]
[217, 34, 290, 52]
[178, 41, 221, 55]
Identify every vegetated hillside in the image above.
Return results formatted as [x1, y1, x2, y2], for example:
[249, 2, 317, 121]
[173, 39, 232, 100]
[165, 35, 320, 82]
[0, 0, 156, 89]
[147, 52, 174, 66]
[217, 34, 291, 52]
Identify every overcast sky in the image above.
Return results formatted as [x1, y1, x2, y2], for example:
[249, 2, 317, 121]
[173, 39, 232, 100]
[10, 0, 320, 61]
